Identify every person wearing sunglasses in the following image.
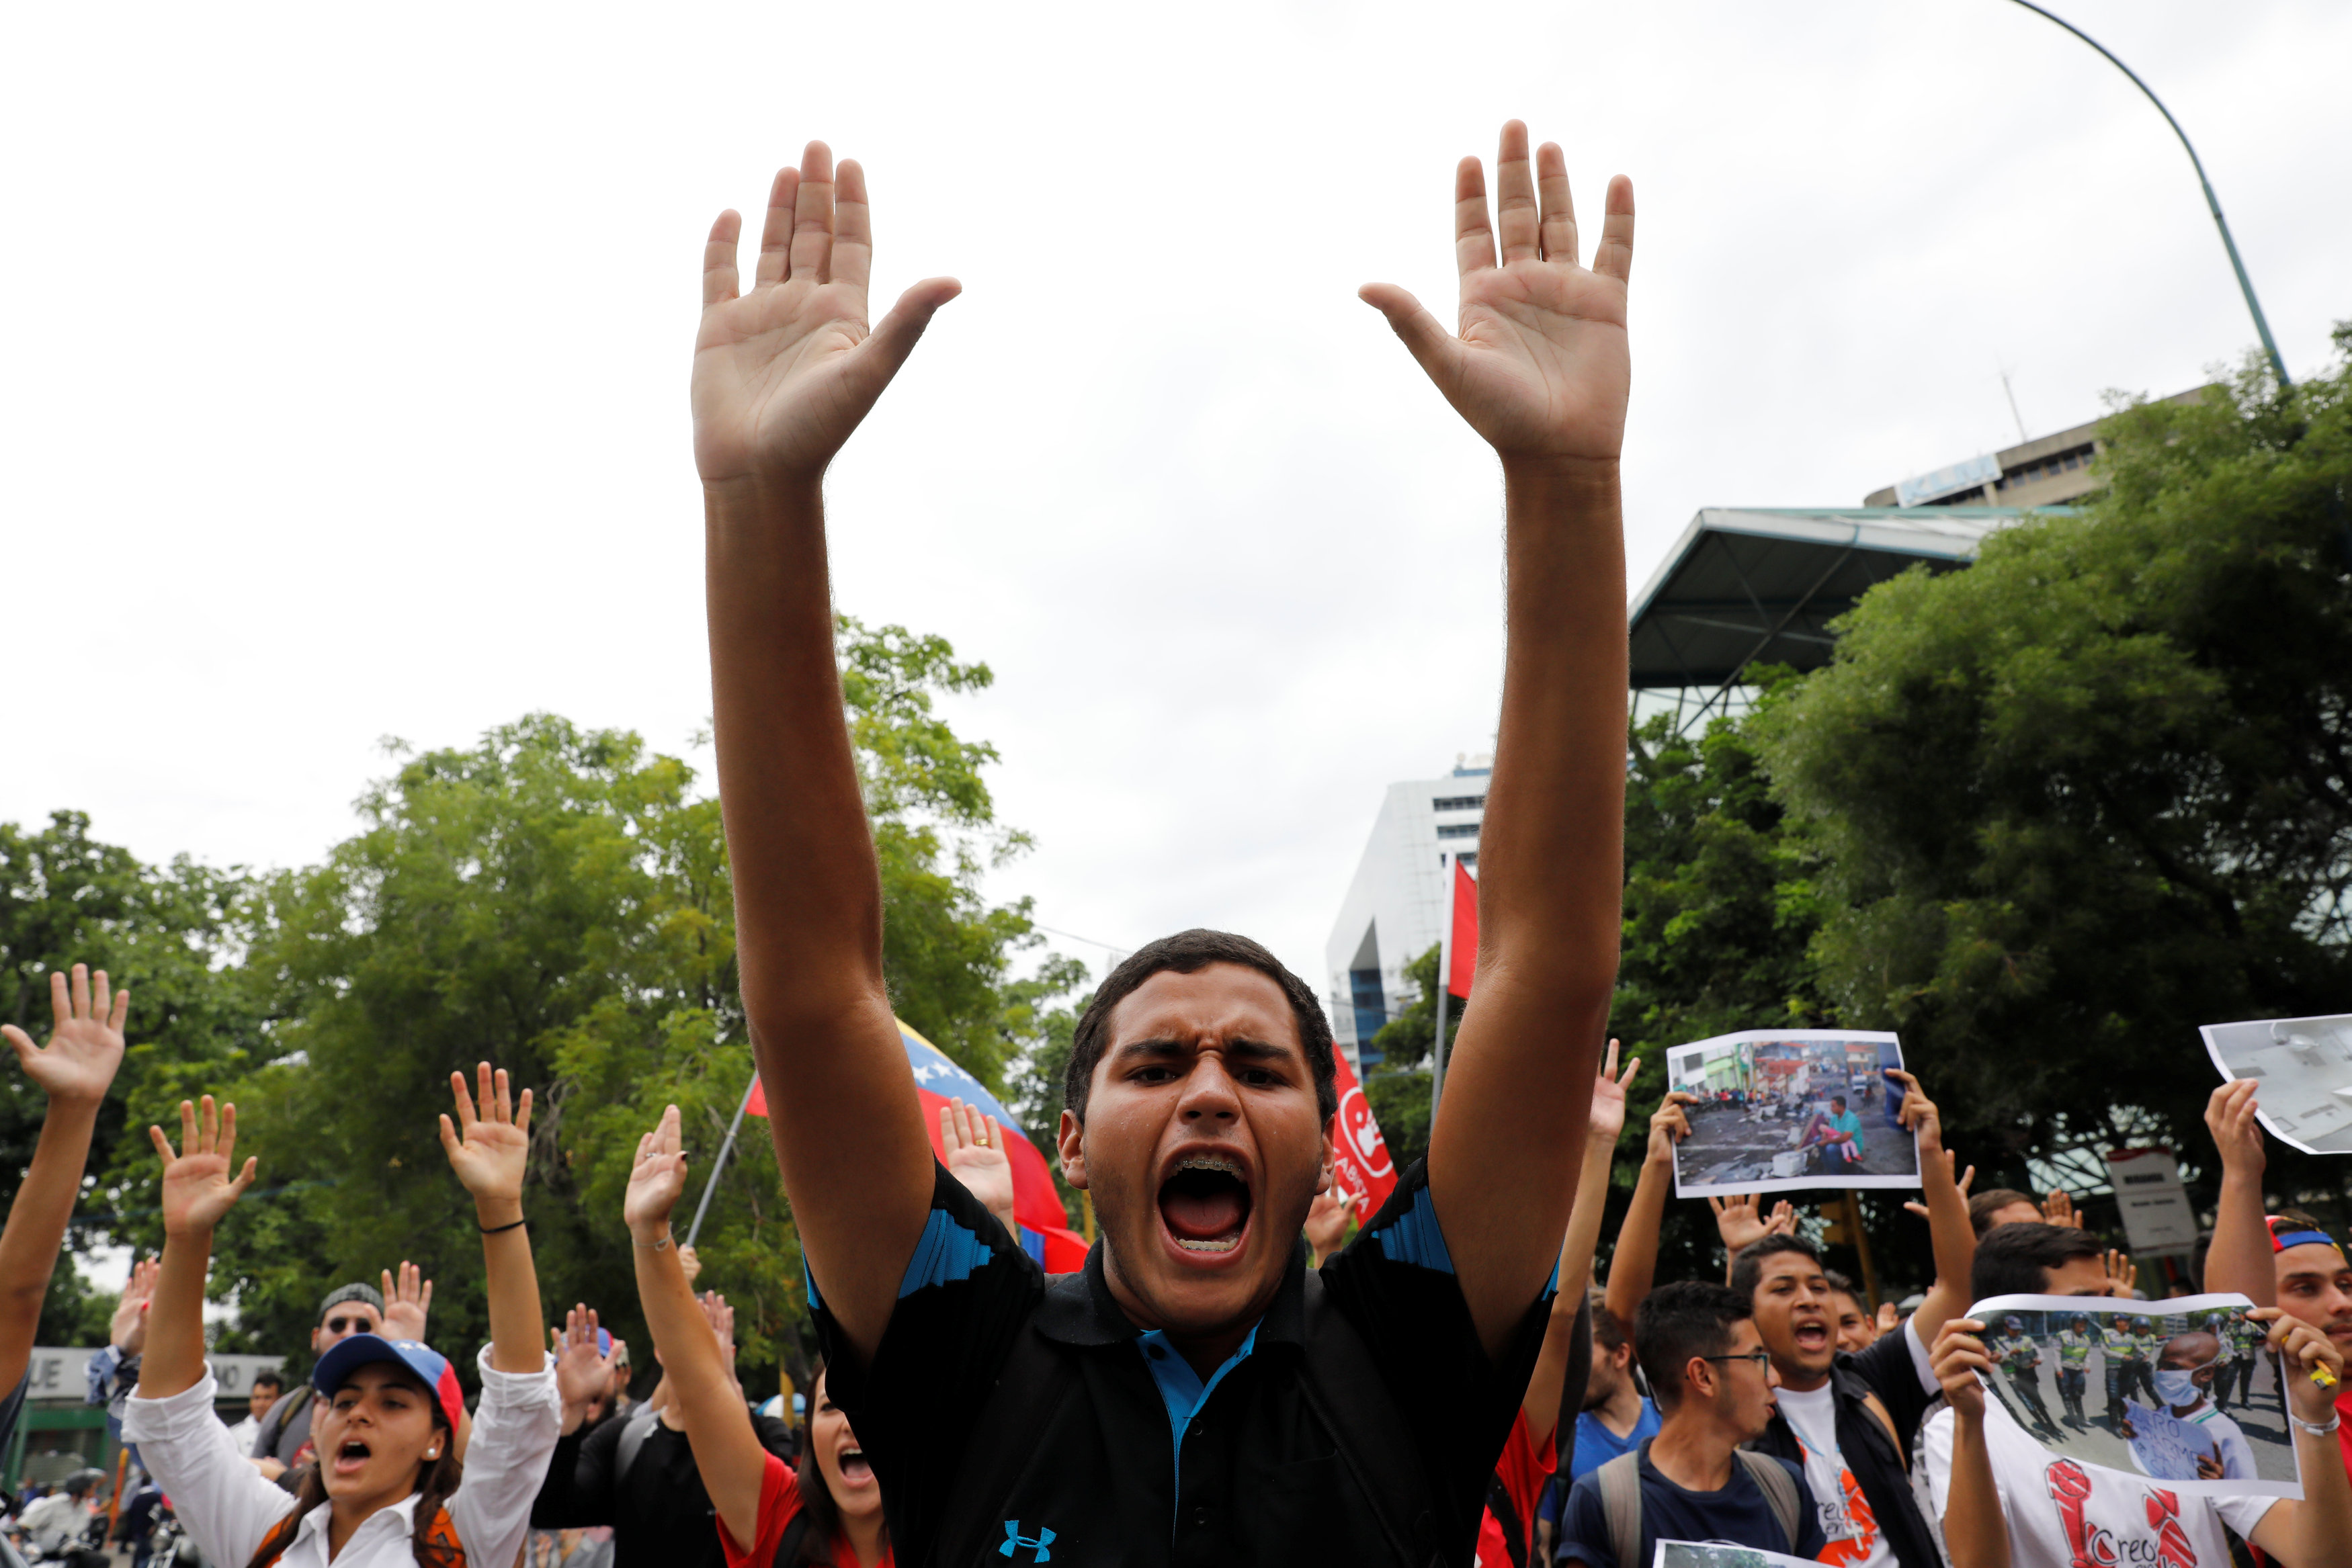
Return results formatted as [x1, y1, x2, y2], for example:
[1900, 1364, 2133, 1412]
[1553, 1280, 1824, 1568]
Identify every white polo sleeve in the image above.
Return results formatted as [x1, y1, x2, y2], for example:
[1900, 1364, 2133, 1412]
[122, 1373, 302, 1568]
[443, 1348, 562, 1568]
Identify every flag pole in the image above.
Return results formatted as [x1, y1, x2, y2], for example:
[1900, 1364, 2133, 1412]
[685, 1075, 759, 1250]
[1432, 853, 1452, 1116]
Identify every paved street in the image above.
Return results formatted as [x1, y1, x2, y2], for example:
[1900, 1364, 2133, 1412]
[1985, 1343, 2296, 1485]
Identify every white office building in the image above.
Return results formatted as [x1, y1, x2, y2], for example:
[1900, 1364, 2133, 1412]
[1323, 756, 1488, 1074]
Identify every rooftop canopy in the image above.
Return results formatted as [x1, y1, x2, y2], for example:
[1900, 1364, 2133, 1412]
[1628, 506, 2071, 692]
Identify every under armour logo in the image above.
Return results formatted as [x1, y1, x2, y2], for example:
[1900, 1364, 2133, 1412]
[999, 1520, 1056, 1561]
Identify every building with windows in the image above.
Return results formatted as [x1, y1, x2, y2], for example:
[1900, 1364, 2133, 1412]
[1627, 387, 2212, 734]
[1322, 756, 1488, 1074]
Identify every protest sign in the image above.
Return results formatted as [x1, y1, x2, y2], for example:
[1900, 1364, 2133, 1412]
[2124, 1399, 2220, 1484]
[1653, 1543, 1818, 1568]
[2103, 1147, 2199, 1254]
[2201, 1012, 2352, 1155]
[1664, 1029, 1919, 1197]
[1967, 1291, 2302, 1499]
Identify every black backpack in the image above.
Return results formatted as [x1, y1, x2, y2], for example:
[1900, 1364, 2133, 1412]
[931, 1268, 1454, 1566]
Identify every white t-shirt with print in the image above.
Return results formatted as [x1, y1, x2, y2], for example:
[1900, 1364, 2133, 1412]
[1774, 1381, 1897, 1568]
[1921, 1399, 2275, 1568]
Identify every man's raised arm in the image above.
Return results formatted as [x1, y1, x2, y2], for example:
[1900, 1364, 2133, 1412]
[695, 141, 963, 1364]
[1361, 121, 1632, 1358]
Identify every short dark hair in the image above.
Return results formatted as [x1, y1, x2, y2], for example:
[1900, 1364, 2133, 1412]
[1635, 1280, 1751, 1408]
[1730, 1233, 1823, 1301]
[1587, 1287, 1630, 1353]
[252, 1370, 284, 1395]
[1968, 1188, 2040, 1237]
[1972, 1221, 2105, 1300]
[1822, 1268, 1857, 1298]
[1062, 929, 1337, 1124]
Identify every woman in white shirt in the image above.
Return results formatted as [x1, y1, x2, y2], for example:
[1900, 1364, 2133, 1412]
[124, 1067, 559, 1568]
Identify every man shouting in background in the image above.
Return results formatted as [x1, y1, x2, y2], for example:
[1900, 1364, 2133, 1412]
[691, 120, 1634, 1565]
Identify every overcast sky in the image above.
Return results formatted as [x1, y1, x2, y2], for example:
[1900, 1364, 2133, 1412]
[7, 0, 2347, 1016]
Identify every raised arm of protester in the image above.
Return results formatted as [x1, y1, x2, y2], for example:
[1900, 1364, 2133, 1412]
[439, 1064, 550, 1374]
[1926, 1316, 2009, 1568]
[938, 1098, 1017, 1243]
[1884, 1070, 1975, 1348]
[382, 1260, 434, 1342]
[1603, 1090, 1695, 1329]
[626, 1105, 886, 1567]
[694, 139, 962, 1365]
[1363, 120, 1632, 1357]
[2202, 1079, 2275, 1305]
[1, 965, 128, 1401]
[1523, 1044, 1640, 1442]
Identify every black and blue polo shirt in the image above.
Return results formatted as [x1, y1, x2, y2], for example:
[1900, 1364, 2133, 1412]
[811, 1156, 1554, 1567]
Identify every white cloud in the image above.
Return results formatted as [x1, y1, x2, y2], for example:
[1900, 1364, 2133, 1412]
[5, 0, 2345, 1000]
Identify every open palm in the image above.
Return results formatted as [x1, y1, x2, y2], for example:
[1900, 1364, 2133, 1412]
[4, 964, 128, 1105]
[439, 1063, 532, 1203]
[151, 1096, 257, 1236]
[1589, 1039, 1640, 1145]
[1362, 122, 1634, 464]
[693, 142, 962, 486]
[624, 1104, 690, 1239]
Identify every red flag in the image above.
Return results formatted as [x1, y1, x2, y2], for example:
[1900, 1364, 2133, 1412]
[1445, 857, 1478, 999]
[745, 1076, 767, 1117]
[1328, 1048, 1399, 1215]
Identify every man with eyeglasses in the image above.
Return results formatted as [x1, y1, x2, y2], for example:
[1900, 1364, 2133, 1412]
[1553, 1280, 1826, 1567]
[248, 1269, 433, 1481]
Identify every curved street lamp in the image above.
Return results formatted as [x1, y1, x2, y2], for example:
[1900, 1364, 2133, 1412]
[2007, 0, 2292, 389]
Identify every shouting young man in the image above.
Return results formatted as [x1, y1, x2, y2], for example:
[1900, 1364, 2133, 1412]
[695, 122, 1631, 1565]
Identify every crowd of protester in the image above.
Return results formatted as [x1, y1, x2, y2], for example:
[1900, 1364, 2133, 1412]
[4, 122, 2351, 1568]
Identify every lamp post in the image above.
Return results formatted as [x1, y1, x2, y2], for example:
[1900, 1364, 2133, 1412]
[2006, 0, 2291, 390]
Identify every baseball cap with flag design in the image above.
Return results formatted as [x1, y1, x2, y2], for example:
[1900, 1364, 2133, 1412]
[310, 1334, 466, 1433]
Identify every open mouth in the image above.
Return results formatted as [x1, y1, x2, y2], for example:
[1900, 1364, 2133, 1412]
[837, 1446, 874, 1487]
[1158, 1151, 1253, 1258]
[332, 1440, 372, 1476]
[1792, 1320, 1831, 1354]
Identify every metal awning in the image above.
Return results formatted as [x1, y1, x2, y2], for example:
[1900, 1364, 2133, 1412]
[1628, 507, 2067, 690]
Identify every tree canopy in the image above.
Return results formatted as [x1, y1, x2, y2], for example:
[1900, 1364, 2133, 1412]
[1757, 333, 2352, 1212]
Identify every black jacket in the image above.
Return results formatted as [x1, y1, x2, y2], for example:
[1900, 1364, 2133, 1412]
[531, 1405, 797, 1568]
[1745, 1330, 1941, 1568]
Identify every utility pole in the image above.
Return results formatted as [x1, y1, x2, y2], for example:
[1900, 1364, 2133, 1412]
[2005, 1, 2291, 390]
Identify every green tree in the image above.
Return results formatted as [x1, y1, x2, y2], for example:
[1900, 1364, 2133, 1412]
[1757, 332, 2352, 1216]
[61, 615, 1075, 1390]
[2, 811, 263, 1255]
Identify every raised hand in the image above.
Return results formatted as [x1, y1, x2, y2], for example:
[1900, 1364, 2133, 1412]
[382, 1261, 433, 1341]
[4, 964, 129, 1106]
[1645, 1091, 1695, 1168]
[110, 1257, 161, 1355]
[625, 1104, 691, 1245]
[693, 142, 962, 487]
[2043, 1189, 2082, 1228]
[2205, 1080, 2266, 1176]
[679, 1244, 703, 1284]
[700, 1290, 738, 1366]
[939, 1098, 1015, 1234]
[2253, 1305, 2348, 1422]
[1876, 1301, 1902, 1334]
[1361, 121, 1634, 465]
[1709, 1192, 1776, 1254]
[1589, 1041, 1641, 1147]
[1763, 1200, 1796, 1238]
[1889, 1070, 1945, 1155]
[552, 1304, 611, 1409]
[1904, 1151, 1974, 1220]
[1932, 1318, 1991, 1420]
[150, 1096, 257, 1237]
[2103, 1249, 2137, 1298]
[1304, 1189, 1359, 1260]
[439, 1063, 532, 1209]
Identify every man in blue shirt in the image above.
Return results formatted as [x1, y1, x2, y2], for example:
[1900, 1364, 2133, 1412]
[1555, 1282, 1825, 1568]
[1537, 1291, 1660, 1560]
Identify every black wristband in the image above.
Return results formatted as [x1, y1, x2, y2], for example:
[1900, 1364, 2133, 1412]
[479, 1216, 528, 1235]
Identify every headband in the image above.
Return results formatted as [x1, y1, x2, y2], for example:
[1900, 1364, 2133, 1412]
[2267, 1216, 2343, 1255]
